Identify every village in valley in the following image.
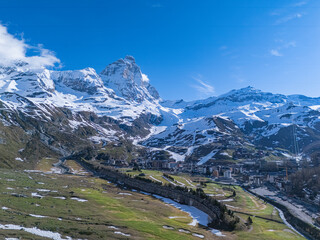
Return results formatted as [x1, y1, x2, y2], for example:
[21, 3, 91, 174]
[105, 145, 320, 231]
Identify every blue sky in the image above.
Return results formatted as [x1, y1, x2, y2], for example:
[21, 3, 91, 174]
[0, 0, 319, 100]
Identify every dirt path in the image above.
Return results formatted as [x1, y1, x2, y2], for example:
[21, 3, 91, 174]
[249, 194, 267, 210]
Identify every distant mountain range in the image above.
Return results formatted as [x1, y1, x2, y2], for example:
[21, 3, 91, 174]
[1, 56, 320, 167]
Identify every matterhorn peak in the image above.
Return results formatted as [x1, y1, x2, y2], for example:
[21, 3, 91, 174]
[124, 55, 136, 63]
[100, 56, 160, 103]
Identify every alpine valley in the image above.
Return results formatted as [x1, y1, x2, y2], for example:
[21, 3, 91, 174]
[1, 55, 320, 168]
[2, 55, 320, 240]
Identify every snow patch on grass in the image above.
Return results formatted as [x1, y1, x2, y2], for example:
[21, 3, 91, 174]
[31, 192, 44, 199]
[29, 214, 47, 218]
[15, 157, 24, 162]
[37, 189, 50, 192]
[114, 231, 131, 237]
[70, 197, 87, 202]
[53, 196, 66, 200]
[192, 233, 204, 238]
[0, 224, 73, 240]
[118, 192, 132, 196]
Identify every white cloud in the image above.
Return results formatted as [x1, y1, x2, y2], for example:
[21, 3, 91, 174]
[271, 1, 307, 17]
[191, 77, 215, 97]
[0, 24, 60, 69]
[292, 1, 307, 7]
[270, 49, 283, 57]
[283, 41, 296, 48]
[270, 40, 296, 57]
[141, 73, 149, 82]
[275, 13, 303, 25]
[270, 9, 283, 16]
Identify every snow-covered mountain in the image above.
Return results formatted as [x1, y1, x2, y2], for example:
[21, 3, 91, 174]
[0, 56, 166, 167]
[100, 56, 160, 103]
[144, 86, 320, 164]
[0, 57, 164, 123]
[1, 57, 320, 167]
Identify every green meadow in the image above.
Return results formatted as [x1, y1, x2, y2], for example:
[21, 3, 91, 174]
[119, 168, 305, 240]
[0, 161, 304, 239]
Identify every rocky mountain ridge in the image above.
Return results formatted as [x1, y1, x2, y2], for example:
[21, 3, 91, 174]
[1, 56, 320, 167]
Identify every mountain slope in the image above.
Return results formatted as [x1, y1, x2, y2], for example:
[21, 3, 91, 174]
[142, 87, 320, 163]
[1, 58, 320, 167]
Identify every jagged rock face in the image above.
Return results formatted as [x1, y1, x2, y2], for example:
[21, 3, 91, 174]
[0, 65, 54, 98]
[51, 68, 109, 95]
[100, 56, 160, 103]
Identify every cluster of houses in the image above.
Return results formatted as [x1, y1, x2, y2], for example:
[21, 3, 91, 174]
[237, 159, 299, 192]
[100, 146, 320, 220]
[100, 145, 305, 197]
[129, 153, 302, 192]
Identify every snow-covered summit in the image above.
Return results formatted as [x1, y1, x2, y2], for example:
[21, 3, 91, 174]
[0, 56, 165, 124]
[100, 56, 160, 103]
[0, 64, 54, 98]
[218, 86, 287, 104]
[187, 86, 286, 111]
[50, 67, 114, 96]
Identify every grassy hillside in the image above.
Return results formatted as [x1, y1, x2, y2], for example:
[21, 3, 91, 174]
[0, 163, 223, 239]
[120, 169, 305, 240]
